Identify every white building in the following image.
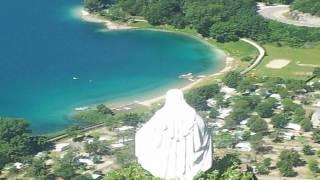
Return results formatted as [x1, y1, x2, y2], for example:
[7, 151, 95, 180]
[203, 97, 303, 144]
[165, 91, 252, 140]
[217, 108, 232, 119]
[208, 119, 225, 128]
[115, 126, 134, 132]
[311, 110, 320, 128]
[92, 174, 102, 180]
[54, 143, 70, 152]
[240, 119, 248, 125]
[79, 158, 94, 166]
[221, 86, 237, 95]
[111, 143, 125, 149]
[14, 162, 23, 170]
[282, 132, 294, 140]
[270, 94, 281, 101]
[313, 100, 320, 107]
[235, 142, 252, 152]
[207, 98, 217, 107]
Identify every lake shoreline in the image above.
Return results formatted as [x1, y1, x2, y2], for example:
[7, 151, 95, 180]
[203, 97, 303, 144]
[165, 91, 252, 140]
[75, 8, 235, 110]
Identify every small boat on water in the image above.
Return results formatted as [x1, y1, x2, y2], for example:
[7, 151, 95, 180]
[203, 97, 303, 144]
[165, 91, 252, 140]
[72, 76, 80, 80]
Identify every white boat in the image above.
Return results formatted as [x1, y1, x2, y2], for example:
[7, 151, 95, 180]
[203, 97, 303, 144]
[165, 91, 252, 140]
[73, 76, 80, 80]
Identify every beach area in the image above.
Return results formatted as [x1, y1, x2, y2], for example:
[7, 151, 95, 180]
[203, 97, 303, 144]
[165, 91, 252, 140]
[78, 9, 134, 30]
[76, 8, 235, 111]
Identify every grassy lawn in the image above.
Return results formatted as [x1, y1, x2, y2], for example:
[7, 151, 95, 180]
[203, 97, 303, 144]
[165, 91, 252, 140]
[208, 39, 258, 60]
[254, 44, 320, 80]
[208, 39, 258, 72]
[129, 21, 199, 36]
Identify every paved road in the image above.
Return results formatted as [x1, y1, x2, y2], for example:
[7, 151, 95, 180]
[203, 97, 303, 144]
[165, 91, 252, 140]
[240, 38, 266, 75]
[258, 4, 320, 28]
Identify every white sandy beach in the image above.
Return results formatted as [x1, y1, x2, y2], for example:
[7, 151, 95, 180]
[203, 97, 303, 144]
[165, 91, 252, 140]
[79, 9, 133, 30]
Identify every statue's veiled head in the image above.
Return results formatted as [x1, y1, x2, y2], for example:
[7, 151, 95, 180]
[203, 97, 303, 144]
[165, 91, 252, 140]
[164, 89, 186, 108]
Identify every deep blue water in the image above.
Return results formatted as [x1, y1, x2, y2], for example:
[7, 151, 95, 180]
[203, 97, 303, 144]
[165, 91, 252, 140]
[0, 0, 222, 133]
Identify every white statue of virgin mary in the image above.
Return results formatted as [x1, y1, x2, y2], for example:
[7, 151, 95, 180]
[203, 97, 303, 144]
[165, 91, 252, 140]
[135, 89, 212, 180]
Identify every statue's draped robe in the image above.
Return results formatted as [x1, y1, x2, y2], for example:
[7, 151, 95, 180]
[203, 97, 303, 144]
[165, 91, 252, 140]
[135, 89, 212, 180]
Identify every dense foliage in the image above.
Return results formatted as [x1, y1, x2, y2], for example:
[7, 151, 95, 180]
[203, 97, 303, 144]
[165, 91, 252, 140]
[185, 84, 220, 111]
[85, 0, 320, 46]
[106, 154, 256, 180]
[0, 118, 50, 172]
[276, 149, 303, 177]
[84, 0, 114, 12]
[223, 71, 243, 88]
[247, 116, 268, 132]
[271, 113, 289, 128]
[291, 0, 320, 17]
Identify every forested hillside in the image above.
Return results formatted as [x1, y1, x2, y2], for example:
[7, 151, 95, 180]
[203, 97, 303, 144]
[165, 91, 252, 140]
[291, 0, 320, 17]
[85, 0, 320, 46]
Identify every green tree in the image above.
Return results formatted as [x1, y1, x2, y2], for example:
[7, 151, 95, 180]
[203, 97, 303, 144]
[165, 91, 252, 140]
[105, 163, 157, 179]
[282, 98, 299, 113]
[303, 145, 314, 155]
[185, 93, 209, 111]
[54, 153, 78, 180]
[193, 84, 220, 99]
[292, 0, 320, 17]
[256, 99, 276, 118]
[227, 96, 252, 125]
[214, 132, 236, 148]
[117, 113, 145, 127]
[277, 160, 297, 177]
[66, 125, 84, 141]
[27, 158, 51, 179]
[308, 159, 320, 174]
[256, 159, 270, 175]
[84, 139, 111, 155]
[237, 77, 258, 92]
[85, 141, 100, 154]
[301, 118, 313, 132]
[277, 149, 301, 177]
[313, 67, 320, 77]
[96, 104, 115, 115]
[72, 175, 93, 180]
[248, 116, 268, 133]
[249, 133, 264, 154]
[84, 0, 114, 12]
[241, 130, 251, 141]
[312, 128, 320, 143]
[223, 71, 242, 88]
[0, 117, 49, 169]
[209, 108, 219, 119]
[271, 113, 289, 128]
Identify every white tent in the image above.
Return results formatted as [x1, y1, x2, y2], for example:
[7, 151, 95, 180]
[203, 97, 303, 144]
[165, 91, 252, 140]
[135, 89, 212, 180]
[285, 123, 301, 131]
[79, 158, 94, 166]
[312, 110, 320, 128]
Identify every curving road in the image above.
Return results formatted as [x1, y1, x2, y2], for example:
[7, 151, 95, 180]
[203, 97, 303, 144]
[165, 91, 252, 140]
[240, 38, 265, 75]
[258, 3, 320, 28]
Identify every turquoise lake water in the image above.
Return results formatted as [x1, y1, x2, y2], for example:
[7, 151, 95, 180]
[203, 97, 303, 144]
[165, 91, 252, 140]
[0, 0, 223, 133]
